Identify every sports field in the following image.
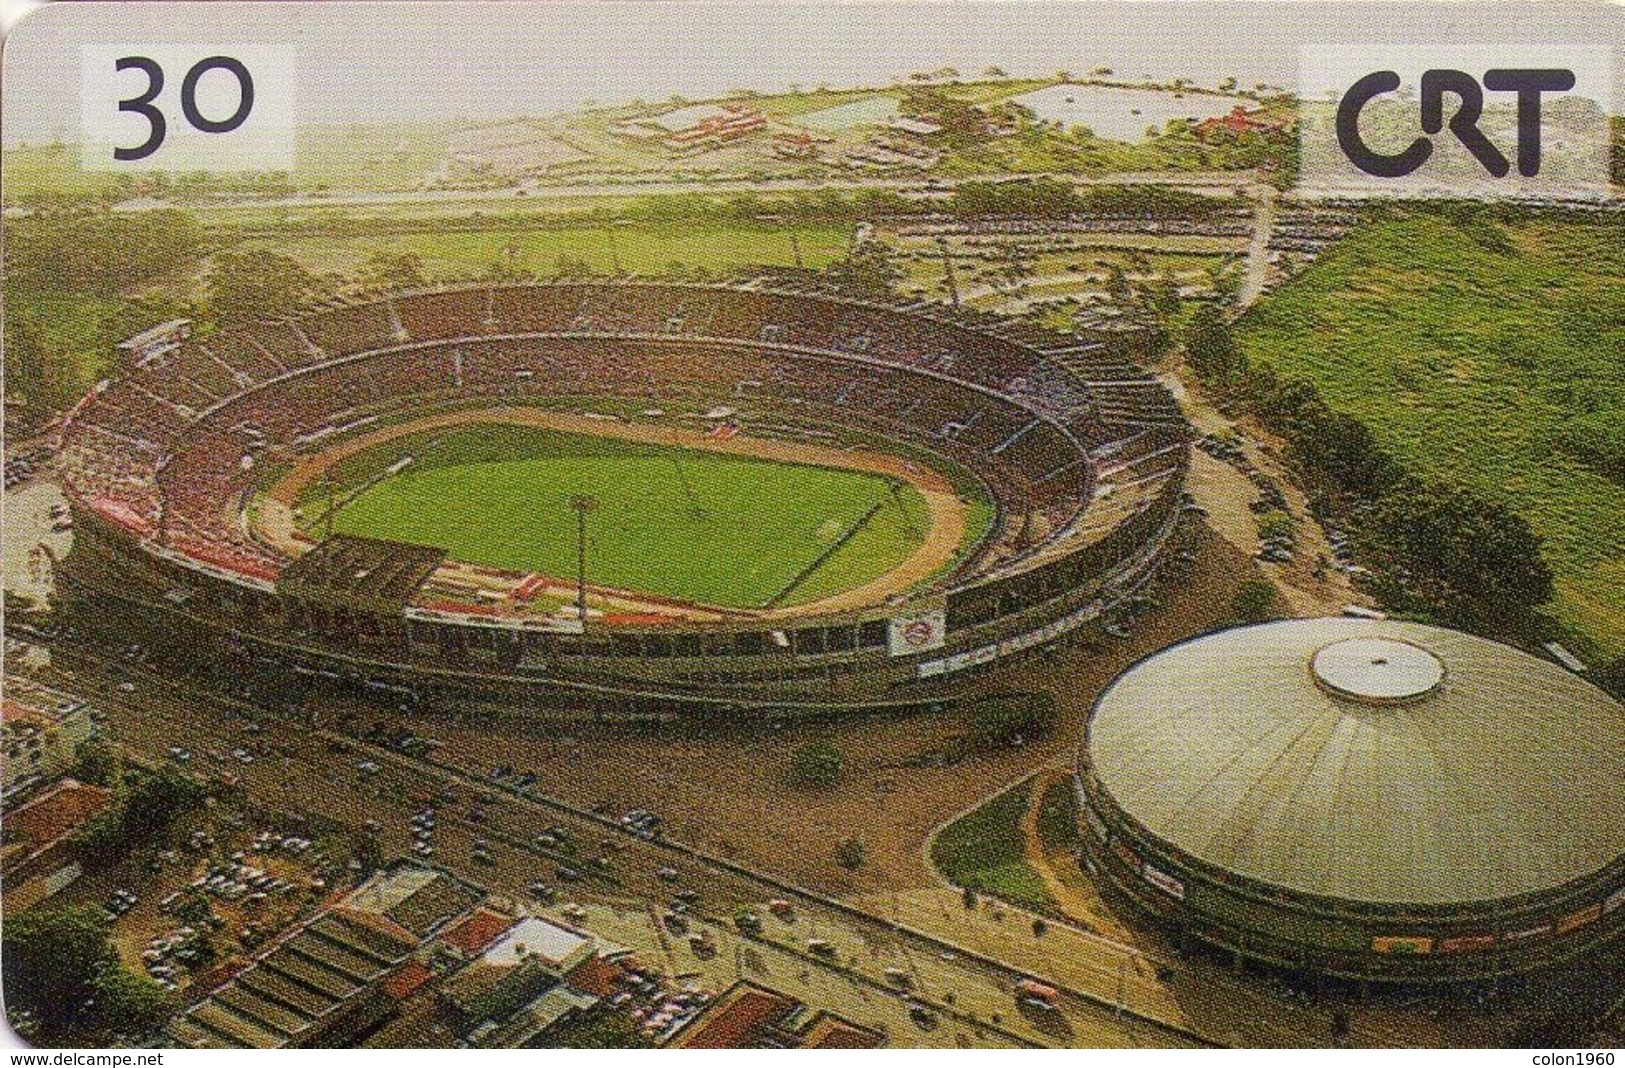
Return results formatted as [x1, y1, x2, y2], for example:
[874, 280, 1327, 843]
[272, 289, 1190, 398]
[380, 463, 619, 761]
[317, 423, 932, 609]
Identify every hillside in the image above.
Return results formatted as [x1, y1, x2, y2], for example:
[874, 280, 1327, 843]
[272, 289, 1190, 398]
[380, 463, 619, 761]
[1237, 211, 1625, 656]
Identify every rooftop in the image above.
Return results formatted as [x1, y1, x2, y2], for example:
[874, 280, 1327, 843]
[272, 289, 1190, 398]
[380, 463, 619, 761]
[1087, 618, 1625, 905]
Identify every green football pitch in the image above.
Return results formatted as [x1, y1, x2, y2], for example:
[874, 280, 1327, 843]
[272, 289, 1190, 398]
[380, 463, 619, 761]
[320, 424, 933, 609]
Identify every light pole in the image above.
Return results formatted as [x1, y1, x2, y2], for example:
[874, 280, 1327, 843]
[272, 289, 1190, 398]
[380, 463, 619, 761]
[568, 494, 598, 628]
[936, 235, 960, 307]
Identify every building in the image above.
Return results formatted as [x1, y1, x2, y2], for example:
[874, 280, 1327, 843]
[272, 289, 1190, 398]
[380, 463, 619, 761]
[1078, 618, 1625, 983]
[2, 686, 96, 801]
[670, 982, 883, 1048]
[887, 116, 943, 136]
[439, 911, 629, 1046]
[57, 282, 1187, 718]
[1192, 105, 1287, 139]
[0, 779, 112, 910]
[170, 863, 482, 1048]
[769, 131, 831, 159]
[612, 103, 767, 147]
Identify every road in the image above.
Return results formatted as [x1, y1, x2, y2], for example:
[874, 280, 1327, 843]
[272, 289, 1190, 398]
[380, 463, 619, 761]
[102, 170, 1261, 216]
[1237, 182, 1277, 308]
[10, 622, 1522, 1048]
[15, 640, 1209, 1049]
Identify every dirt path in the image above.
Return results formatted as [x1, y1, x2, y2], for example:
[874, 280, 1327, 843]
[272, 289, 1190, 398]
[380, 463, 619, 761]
[1019, 766, 1135, 943]
[1157, 370, 1365, 618]
[255, 406, 969, 620]
[1237, 182, 1277, 309]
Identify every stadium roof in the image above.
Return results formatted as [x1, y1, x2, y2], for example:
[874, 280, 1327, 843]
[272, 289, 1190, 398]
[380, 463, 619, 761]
[276, 534, 446, 614]
[1086, 618, 1625, 906]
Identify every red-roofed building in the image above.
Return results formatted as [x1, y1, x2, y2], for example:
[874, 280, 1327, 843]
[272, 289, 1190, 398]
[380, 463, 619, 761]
[382, 959, 434, 1000]
[1193, 105, 1287, 139]
[563, 953, 625, 999]
[438, 908, 515, 958]
[670, 982, 885, 1049]
[1, 779, 112, 909]
[672, 985, 797, 1048]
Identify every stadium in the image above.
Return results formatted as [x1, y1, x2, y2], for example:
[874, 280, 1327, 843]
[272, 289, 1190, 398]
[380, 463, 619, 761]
[54, 281, 1191, 715]
[1077, 618, 1625, 984]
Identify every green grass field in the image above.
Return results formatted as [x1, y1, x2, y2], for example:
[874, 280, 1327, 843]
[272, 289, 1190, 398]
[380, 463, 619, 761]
[1237, 213, 1625, 656]
[318, 423, 930, 608]
[231, 218, 849, 280]
[930, 777, 1057, 913]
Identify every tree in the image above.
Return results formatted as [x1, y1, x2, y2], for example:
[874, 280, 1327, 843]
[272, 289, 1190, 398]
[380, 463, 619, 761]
[3, 210, 202, 297]
[207, 250, 320, 330]
[1, 906, 114, 1028]
[70, 808, 129, 873]
[72, 736, 119, 787]
[1230, 577, 1280, 624]
[968, 692, 1057, 748]
[1, 313, 67, 417]
[951, 178, 1080, 218]
[823, 241, 902, 300]
[1286, 409, 1404, 500]
[835, 837, 867, 869]
[790, 741, 843, 788]
[121, 765, 204, 840]
[358, 250, 427, 292]
[356, 831, 385, 874]
[90, 965, 176, 1037]
[1184, 304, 1239, 383]
[1354, 482, 1554, 630]
[1592, 657, 1625, 702]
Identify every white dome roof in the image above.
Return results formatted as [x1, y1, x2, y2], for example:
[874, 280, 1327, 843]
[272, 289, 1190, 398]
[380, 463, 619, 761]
[1086, 618, 1625, 905]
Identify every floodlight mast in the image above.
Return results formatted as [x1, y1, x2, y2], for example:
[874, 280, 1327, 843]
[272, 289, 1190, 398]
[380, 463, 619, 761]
[568, 493, 599, 628]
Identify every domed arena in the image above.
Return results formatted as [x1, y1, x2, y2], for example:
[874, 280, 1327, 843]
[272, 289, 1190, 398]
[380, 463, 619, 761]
[1077, 617, 1625, 983]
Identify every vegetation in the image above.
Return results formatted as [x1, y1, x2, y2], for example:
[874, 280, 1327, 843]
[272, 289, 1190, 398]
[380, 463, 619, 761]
[1233, 209, 1624, 654]
[1353, 483, 1552, 636]
[531, 1008, 654, 1049]
[207, 249, 327, 330]
[2, 210, 203, 295]
[71, 736, 120, 787]
[949, 178, 1226, 219]
[71, 765, 205, 872]
[790, 741, 844, 789]
[966, 691, 1058, 749]
[834, 837, 867, 870]
[822, 240, 905, 300]
[1034, 779, 1079, 852]
[2, 905, 176, 1042]
[1230, 577, 1281, 624]
[2, 210, 202, 426]
[930, 778, 1055, 912]
[236, 216, 852, 282]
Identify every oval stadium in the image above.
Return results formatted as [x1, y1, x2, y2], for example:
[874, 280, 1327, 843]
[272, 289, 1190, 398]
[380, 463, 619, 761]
[55, 282, 1191, 715]
[1077, 617, 1625, 983]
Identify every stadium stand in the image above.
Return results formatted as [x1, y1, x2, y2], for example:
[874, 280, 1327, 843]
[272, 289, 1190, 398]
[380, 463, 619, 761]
[58, 283, 1190, 713]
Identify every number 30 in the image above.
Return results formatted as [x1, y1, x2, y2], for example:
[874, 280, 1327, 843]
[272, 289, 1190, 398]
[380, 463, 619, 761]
[113, 55, 255, 162]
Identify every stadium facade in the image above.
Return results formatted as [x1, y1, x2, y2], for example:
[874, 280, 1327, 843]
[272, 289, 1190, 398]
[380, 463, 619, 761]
[1077, 618, 1625, 983]
[55, 282, 1191, 714]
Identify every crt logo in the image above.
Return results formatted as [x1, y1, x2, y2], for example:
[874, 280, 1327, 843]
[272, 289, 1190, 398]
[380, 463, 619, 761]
[1336, 68, 1576, 178]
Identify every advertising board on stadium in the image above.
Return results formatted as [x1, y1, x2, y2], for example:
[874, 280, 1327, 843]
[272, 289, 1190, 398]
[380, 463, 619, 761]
[887, 609, 946, 656]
